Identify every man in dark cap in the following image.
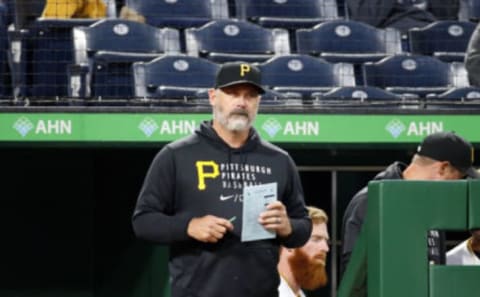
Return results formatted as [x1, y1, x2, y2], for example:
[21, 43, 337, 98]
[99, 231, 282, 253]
[341, 131, 478, 278]
[132, 62, 311, 297]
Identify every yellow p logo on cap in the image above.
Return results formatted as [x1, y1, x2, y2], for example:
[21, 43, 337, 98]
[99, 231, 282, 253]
[240, 64, 250, 77]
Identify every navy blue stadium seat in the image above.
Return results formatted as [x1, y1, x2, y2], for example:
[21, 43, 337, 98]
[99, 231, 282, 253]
[235, 0, 338, 29]
[424, 87, 480, 109]
[363, 54, 469, 97]
[296, 19, 402, 64]
[71, 19, 180, 100]
[185, 19, 290, 63]
[408, 20, 476, 62]
[426, 86, 480, 100]
[257, 54, 355, 100]
[8, 18, 97, 99]
[312, 86, 408, 108]
[126, 0, 228, 28]
[316, 86, 403, 101]
[132, 55, 219, 103]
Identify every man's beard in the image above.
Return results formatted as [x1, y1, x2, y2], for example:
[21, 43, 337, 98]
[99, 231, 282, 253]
[288, 249, 328, 290]
[214, 106, 255, 132]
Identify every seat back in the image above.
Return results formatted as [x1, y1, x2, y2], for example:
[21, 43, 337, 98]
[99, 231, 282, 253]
[236, 0, 338, 28]
[74, 19, 180, 63]
[408, 20, 476, 62]
[363, 54, 469, 97]
[185, 19, 289, 63]
[296, 19, 402, 63]
[72, 19, 180, 99]
[258, 54, 355, 98]
[132, 55, 219, 99]
[126, 0, 228, 28]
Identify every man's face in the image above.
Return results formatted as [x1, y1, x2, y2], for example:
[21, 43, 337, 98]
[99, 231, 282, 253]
[288, 222, 330, 290]
[209, 83, 260, 132]
[420, 161, 465, 181]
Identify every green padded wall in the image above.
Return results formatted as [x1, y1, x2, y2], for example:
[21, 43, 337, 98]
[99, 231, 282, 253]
[469, 180, 480, 229]
[429, 266, 480, 297]
[367, 180, 468, 297]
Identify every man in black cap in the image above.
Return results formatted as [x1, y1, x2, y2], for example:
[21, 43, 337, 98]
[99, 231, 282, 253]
[132, 62, 311, 297]
[341, 131, 478, 278]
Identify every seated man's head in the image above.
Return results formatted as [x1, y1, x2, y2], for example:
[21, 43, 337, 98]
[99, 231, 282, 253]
[283, 206, 330, 290]
[405, 131, 478, 180]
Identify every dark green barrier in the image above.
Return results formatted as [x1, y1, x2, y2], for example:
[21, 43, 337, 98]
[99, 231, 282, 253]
[338, 180, 479, 297]
[429, 266, 480, 297]
[469, 181, 480, 228]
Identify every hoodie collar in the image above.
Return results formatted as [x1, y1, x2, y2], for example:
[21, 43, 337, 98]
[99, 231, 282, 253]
[195, 120, 260, 152]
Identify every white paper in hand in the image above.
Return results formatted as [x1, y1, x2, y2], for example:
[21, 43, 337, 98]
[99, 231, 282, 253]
[241, 182, 277, 242]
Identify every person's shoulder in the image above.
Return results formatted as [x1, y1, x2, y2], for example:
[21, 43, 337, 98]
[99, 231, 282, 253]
[258, 139, 289, 156]
[350, 186, 368, 206]
[447, 239, 469, 255]
[165, 133, 201, 151]
[446, 240, 469, 264]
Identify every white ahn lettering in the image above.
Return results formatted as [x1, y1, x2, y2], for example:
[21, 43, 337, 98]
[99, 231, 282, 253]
[407, 121, 443, 136]
[159, 120, 196, 135]
[35, 120, 72, 134]
[283, 121, 319, 136]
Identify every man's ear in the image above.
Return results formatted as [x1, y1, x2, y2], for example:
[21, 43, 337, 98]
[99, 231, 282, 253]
[208, 88, 216, 106]
[438, 161, 450, 176]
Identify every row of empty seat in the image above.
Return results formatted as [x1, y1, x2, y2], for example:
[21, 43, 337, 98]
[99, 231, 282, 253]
[127, 53, 472, 100]
[2, 18, 478, 101]
[18, 52, 480, 105]
[1, 0, 480, 108]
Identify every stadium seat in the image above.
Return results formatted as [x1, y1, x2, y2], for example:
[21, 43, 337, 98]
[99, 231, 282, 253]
[235, 0, 338, 29]
[296, 19, 402, 64]
[316, 85, 403, 100]
[71, 19, 180, 100]
[257, 54, 355, 100]
[424, 87, 480, 109]
[185, 19, 290, 63]
[363, 54, 469, 97]
[126, 0, 229, 29]
[408, 20, 476, 62]
[8, 18, 98, 99]
[132, 55, 219, 104]
[312, 86, 409, 108]
[125, 0, 228, 51]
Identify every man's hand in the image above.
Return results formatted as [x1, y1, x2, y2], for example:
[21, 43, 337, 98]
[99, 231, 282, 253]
[187, 215, 234, 243]
[258, 201, 292, 238]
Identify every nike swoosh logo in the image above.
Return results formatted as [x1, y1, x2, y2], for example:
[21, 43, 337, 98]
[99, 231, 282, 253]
[220, 194, 234, 201]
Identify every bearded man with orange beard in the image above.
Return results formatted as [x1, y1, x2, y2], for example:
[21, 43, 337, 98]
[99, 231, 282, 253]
[278, 207, 330, 297]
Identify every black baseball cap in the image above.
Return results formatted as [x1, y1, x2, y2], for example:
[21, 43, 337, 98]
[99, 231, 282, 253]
[215, 62, 265, 94]
[417, 131, 478, 178]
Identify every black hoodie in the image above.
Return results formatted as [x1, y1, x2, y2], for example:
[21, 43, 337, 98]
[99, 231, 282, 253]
[132, 120, 311, 297]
